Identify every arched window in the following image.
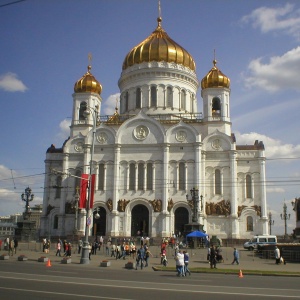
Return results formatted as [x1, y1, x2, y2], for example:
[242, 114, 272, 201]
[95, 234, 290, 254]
[167, 87, 173, 107]
[98, 163, 105, 191]
[150, 86, 157, 107]
[53, 215, 59, 229]
[129, 163, 136, 190]
[55, 176, 62, 198]
[136, 88, 141, 109]
[247, 216, 253, 231]
[79, 101, 87, 120]
[246, 175, 252, 198]
[212, 97, 221, 116]
[146, 163, 153, 190]
[125, 91, 129, 112]
[215, 169, 221, 195]
[178, 162, 185, 190]
[138, 163, 144, 190]
[181, 90, 186, 110]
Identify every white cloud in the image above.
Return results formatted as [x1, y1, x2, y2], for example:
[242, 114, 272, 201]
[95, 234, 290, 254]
[243, 47, 300, 92]
[235, 131, 300, 159]
[57, 119, 71, 140]
[102, 93, 121, 115]
[241, 3, 300, 39]
[0, 72, 28, 92]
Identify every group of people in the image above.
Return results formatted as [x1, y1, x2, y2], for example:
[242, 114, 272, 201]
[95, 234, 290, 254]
[55, 239, 72, 257]
[175, 249, 191, 276]
[1, 237, 18, 256]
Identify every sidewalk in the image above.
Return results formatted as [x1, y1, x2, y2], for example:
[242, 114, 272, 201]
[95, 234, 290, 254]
[1, 244, 299, 275]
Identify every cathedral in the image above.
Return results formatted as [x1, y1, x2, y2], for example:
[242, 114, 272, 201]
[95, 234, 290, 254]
[40, 13, 269, 241]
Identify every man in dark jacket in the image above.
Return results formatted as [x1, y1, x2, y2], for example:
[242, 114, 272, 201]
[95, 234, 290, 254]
[210, 245, 217, 269]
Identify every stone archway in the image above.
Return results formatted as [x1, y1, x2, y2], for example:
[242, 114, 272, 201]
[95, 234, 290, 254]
[174, 207, 189, 236]
[93, 207, 106, 236]
[131, 204, 149, 237]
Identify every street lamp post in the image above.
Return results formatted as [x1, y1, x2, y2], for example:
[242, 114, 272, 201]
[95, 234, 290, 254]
[186, 187, 203, 223]
[268, 212, 274, 235]
[21, 187, 34, 220]
[80, 107, 97, 265]
[280, 202, 290, 239]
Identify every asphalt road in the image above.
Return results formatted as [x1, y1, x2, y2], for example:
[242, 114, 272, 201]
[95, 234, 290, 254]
[0, 260, 299, 299]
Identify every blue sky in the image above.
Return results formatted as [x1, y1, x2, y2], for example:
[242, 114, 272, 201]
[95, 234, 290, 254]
[0, 0, 299, 236]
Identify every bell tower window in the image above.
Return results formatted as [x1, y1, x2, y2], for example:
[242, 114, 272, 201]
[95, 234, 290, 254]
[181, 90, 186, 110]
[79, 101, 87, 120]
[212, 97, 221, 116]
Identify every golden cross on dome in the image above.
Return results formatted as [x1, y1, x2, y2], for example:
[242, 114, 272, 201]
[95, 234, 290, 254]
[88, 53, 92, 64]
[158, 0, 161, 19]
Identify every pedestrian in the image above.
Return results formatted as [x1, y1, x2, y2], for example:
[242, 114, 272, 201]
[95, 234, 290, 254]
[0, 239, 2, 250]
[56, 240, 61, 256]
[131, 243, 136, 259]
[144, 248, 153, 267]
[67, 243, 72, 257]
[106, 239, 111, 256]
[210, 245, 217, 269]
[93, 239, 98, 255]
[89, 243, 92, 260]
[231, 248, 239, 265]
[136, 245, 145, 270]
[274, 246, 280, 264]
[99, 236, 103, 250]
[13, 238, 18, 254]
[111, 243, 116, 257]
[116, 243, 121, 259]
[207, 246, 211, 263]
[78, 239, 83, 254]
[183, 250, 191, 276]
[9, 239, 14, 256]
[175, 249, 185, 276]
[42, 238, 47, 252]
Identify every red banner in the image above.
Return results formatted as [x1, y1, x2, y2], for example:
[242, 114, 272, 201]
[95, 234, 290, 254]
[90, 174, 96, 209]
[79, 174, 89, 209]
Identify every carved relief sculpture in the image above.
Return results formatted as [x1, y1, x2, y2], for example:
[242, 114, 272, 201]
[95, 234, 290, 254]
[118, 199, 130, 212]
[149, 199, 162, 212]
[167, 199, 174, 212]
[205, 199, 231, 216]
[251, 205, 261, 217]
[106, 198, 113, 212]
[238, 205, 247, 217]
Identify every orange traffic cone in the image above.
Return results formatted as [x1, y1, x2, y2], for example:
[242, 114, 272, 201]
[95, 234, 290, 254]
[46, 259, 52, 267]
[238, 269, 243, 278]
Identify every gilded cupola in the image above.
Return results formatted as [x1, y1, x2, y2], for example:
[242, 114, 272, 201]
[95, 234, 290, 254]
[201, 59, 230, 89]
[74, 65, 102, 95]
[122, 17, 196, 71]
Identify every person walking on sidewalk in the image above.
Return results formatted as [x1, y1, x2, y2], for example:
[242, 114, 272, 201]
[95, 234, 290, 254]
[274, 246, 281, 265]
[231, 248, 239, 265]
[56, 240, 61, 256]
[183, 250, 191, 276]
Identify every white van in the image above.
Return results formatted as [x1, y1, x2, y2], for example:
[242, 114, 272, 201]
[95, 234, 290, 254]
[243, 235, 277, 251]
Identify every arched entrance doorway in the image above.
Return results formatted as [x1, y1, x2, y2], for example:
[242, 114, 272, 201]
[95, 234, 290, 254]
[93, 207, 106, 236]
[131, 204, 149, 236]
[174, 207, 189, 236]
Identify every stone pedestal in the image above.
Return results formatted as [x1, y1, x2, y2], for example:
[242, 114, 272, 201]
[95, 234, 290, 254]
[15, 220, 36, 242]
[61, 258, 72, 264]
[100, 261, 111, 267]
[125, 262, 135, 269]
[18, 255, 28, 261]
[38, 257, 49, 262]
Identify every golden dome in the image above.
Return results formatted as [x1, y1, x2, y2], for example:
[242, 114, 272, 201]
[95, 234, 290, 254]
[122, 17, 196, 71]
[201, 59, 230, 89]
[74, 65, 102, 95]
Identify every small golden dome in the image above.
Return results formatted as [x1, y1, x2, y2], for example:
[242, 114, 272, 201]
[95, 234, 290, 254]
[122, 17, 196, 71]
[201, 59, 230, 89]
[74, 65, 102, 94]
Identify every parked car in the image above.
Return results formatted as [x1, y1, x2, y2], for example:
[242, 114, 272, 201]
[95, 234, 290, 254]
[243, 235, 277, 251]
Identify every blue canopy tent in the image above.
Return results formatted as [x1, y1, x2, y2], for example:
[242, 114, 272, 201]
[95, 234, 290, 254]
[186, 231, 208, 238]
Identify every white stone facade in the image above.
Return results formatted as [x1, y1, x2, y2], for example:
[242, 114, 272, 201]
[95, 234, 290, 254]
[40, 21, 268, 241]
